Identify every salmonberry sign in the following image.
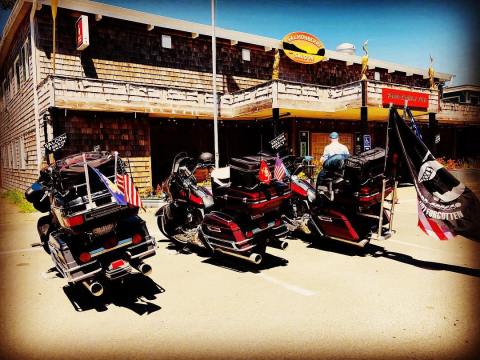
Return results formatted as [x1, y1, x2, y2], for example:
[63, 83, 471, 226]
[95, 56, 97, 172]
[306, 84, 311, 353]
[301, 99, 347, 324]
[382, 88, 429, 110]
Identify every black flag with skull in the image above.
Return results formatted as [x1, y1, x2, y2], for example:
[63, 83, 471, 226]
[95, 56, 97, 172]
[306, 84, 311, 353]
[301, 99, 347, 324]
[387, 108, 480, 241]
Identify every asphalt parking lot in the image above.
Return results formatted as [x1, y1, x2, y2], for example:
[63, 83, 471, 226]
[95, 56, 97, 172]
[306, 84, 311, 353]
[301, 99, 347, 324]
[0, 180, 479, 359]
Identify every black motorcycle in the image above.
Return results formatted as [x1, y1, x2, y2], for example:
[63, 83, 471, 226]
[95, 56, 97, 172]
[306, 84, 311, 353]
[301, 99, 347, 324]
[25, 151, 157, 296]
[157, 152, 290, 264]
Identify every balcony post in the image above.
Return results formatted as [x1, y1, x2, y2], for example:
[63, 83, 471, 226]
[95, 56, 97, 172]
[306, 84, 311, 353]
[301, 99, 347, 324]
[359, 80, 368, 153]
[428, 112, 438, 155]
[272, 107, 280, 137]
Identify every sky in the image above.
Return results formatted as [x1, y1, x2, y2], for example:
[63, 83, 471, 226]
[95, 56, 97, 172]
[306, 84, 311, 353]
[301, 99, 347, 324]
[1, 0, 479, 85]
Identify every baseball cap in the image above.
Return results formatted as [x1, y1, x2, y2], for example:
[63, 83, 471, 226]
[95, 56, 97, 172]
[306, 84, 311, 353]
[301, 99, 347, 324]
[329, 132, 339, 139]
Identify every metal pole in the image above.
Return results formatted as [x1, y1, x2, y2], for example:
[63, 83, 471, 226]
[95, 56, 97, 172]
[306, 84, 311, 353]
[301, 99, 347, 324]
[211, 0, 219, 168]
[376, 178, 387, 240]
[82, 153, 93, 209]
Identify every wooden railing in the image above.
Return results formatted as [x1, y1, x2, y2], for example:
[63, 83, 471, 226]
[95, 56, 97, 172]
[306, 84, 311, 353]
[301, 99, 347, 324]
[42, 76, 470, 119]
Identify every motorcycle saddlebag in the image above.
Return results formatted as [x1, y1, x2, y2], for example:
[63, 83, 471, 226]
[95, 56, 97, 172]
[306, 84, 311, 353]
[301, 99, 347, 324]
[216, 181, 291, 216]
[344, 147, 385, 185]
[229, 155, 275, 188]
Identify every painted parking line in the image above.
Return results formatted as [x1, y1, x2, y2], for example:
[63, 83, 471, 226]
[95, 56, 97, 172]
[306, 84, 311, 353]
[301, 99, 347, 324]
[258, 273, 316, 296]
[0, 247, 42, 256]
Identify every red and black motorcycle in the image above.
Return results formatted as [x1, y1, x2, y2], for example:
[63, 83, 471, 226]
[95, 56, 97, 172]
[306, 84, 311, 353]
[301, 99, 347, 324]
[156, 153, 290, 264]
[275, 148, 395, 247]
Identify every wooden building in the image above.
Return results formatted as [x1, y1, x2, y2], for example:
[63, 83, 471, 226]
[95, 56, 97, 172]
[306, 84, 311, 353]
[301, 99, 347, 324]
[1, 0, 478, 193]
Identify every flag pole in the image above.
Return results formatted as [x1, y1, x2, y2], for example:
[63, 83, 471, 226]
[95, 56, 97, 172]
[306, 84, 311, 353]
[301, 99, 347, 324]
[211, 0, 219, 168]
[114, 151, 118, 183]
[51, 0, 58, 74]
[82, 153, 93, 209]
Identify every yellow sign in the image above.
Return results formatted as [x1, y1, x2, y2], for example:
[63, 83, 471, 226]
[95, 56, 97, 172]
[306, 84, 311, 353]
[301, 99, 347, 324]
[282, 32, 325, 64]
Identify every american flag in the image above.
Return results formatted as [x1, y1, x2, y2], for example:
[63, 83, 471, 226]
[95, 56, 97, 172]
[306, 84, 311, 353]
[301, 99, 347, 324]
[274, 156, 287, 181]
[116, 173, 144, 209]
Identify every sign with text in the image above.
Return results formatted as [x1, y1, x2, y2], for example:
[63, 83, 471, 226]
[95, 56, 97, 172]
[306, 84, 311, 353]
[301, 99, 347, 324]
[269, 132, 287, 150]
[363, 134, 371, 151]
[382, 88, 429, 110]
[44, 133, 67, 152]
[282, 32, 325, 65]
[76, 15, 90, 51]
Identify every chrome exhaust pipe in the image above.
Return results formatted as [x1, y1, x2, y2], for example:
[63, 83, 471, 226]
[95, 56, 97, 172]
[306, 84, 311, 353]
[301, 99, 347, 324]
[215, 248, 263, 265]
[83, 280, 104, 297]
[136, 262, 152, 276]
[269, 239, 289, 250]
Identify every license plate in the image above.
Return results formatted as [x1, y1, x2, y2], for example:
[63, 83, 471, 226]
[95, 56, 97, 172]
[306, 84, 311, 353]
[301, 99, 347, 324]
[92, 224, 115, 236]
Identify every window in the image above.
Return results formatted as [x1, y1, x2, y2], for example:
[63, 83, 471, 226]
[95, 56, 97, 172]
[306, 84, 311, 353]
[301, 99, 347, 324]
[23, 39, 30, 81]
[242, 48, 251, 62]
[19, 136, 26, 169]
[8, 142, 13, 168]
[15, 55, 23, 88]
[1, 146, 6, 168]
[9, 68, 15, 97]
[374, 71, 381, 81]
[12, 141, 18, 169]
[162, 35, 172, 49]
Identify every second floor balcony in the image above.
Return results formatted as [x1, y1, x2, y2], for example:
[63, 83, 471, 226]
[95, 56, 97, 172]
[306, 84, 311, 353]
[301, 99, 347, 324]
[36, 75, 478, 124]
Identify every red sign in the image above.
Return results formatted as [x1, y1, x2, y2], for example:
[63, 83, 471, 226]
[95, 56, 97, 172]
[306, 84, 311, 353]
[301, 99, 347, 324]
[382, 88, 429, 109]
[76, 15, 90, 51]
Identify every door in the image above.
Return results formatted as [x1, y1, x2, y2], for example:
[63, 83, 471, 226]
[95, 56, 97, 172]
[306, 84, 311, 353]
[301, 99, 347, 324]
[311, 132, 354, 163]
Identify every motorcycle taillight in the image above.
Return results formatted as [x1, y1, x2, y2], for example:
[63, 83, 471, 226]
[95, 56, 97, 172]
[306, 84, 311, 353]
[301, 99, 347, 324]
[132, 233, 143, 245]
[359, 186, 371, 194]
[64, 214, 84, 227]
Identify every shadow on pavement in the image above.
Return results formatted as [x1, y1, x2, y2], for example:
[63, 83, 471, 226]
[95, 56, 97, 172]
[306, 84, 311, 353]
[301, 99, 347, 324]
[63, 273, 165, 314]
[301, 236, 480, 277]
[370, 246, 480, 278]
[201, 252, 289, 273]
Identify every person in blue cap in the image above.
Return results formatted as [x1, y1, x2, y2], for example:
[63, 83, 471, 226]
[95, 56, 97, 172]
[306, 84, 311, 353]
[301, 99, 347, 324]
[316, 132, 350, 188]
[320, 132, 349, 165]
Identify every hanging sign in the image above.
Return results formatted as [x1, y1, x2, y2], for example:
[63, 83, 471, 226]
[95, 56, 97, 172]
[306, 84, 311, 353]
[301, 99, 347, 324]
[76, 15, 90, 51]
[282, 32, 325, 64]
[269, 132, 287, 150]
[44, 133, 67, 152]
[382, 88, 429, 110]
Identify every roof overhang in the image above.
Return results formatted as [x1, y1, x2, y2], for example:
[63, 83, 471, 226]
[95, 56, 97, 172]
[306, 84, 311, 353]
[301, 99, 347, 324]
[1, 0, 454, 82]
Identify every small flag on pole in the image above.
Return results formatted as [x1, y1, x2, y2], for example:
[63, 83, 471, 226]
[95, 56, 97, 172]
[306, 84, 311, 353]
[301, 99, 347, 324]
[258, 160, 272, 185]
[274, 156, 288, 181]
[116, 173, 144, 209]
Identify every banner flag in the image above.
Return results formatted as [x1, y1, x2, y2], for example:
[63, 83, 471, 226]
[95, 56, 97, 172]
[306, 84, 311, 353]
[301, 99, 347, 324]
[388, 108, 480, 241]
[258, 160, 272, 185]
[89, 165, 127, 206]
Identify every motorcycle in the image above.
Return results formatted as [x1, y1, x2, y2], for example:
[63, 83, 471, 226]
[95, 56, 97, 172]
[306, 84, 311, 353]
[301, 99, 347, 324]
[25, 151, 157, 296]
[278, 154, 317, 235]
[156, 152, 290, 265]
[309, 147, 395, 247]
[269, 147, 395, 247]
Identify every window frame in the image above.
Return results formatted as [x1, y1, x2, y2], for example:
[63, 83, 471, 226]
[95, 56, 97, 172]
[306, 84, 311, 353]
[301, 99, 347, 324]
[14, 55, 21, 91]
[23, 38, 30, 81]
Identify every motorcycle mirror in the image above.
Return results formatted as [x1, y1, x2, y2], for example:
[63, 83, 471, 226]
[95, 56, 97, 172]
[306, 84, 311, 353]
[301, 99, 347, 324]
[199, 152, 213, 164]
